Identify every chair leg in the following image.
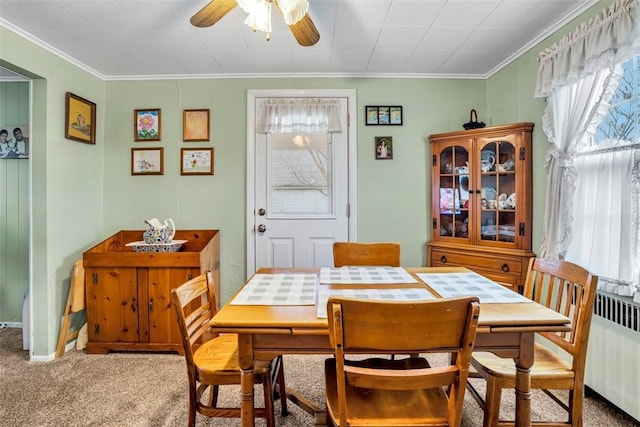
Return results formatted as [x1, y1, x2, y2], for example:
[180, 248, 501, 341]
[483, 376, 503, 427]
[188, 397, 197, 427]
[569, 387, 583, 426]
[275, 356, 289, 416]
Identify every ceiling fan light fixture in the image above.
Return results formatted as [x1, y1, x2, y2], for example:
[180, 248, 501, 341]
[243, 1, 271, 40]
[192, 0, 318, 46]
[277, 0, 309, 25]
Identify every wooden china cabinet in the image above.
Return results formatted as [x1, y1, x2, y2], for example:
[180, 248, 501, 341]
[427, 122, 535, 292]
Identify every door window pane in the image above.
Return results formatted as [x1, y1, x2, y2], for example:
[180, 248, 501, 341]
[269, 132, 332, 216]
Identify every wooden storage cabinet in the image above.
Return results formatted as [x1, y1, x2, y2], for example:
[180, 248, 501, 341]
[83, 229, 220, 354]
[427, 123, 535, 291]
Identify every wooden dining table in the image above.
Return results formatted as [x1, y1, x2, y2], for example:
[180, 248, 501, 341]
[209, 266, 571, 427]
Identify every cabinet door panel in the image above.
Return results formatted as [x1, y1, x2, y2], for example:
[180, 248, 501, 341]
[85, 267, 139, 343]
[433, 141, 472, 242]
[146, 267, 200, 344]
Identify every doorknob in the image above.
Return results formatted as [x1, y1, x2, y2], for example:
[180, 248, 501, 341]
[258, 208, 266, 216]
[257, 224, 266, 233]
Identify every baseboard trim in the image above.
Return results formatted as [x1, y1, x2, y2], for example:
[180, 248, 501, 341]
[0, 322, 22, 328]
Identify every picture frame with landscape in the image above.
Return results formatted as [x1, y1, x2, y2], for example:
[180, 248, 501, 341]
[365, 105, 403, 126]
[65, 92, 96, 144]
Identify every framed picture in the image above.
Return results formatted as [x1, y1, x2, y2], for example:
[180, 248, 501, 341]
[375, 136, 393, 160]
[378, 106, 390, 125]
[134, 108, 161, 141]
[365, 105, 403, 126]
[0, 125, 30, 159]
[183, 109, 210, 141]
[181, 147, 214, 175]
[65, 92, 96, 144]
[366, 106, 379, 125]
[390, 106, 403, 125]
[131, 147, 163, 175]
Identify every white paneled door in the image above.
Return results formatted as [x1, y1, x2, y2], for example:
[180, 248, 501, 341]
[247, 91, 356, 276]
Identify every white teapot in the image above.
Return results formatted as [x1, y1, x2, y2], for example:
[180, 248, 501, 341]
[143, 218, 175, 244]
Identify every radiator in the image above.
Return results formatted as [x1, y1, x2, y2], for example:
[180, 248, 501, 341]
[584, 291, 640, 421]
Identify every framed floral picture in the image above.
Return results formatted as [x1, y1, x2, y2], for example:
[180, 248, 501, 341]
[181, 147, 214, 175]
[131, 147, 164, 175]
[183, 109, 210, 141]
[134, 108, 161, 141]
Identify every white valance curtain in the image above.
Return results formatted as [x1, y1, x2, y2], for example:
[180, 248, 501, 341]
[256, 98, 342, 134]
[535, 0, 640, 98]
[536, 0, 640, 300]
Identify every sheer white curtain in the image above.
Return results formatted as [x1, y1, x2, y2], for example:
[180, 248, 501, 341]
[256, 98, 341, 134]
[538, 70, 617, 258]
[565, 147, 640, 301]
[536, 0, 639, 300]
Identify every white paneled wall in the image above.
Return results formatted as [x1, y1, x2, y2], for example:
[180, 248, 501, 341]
[0, 81, 30, 324]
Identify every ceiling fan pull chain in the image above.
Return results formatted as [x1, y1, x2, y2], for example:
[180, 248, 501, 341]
[266, 0, 272, 41]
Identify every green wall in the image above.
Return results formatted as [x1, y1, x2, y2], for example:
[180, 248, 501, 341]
[0, 0, 613, 357]
[103, 78, 485, 302]
[0, 28, 106, 357]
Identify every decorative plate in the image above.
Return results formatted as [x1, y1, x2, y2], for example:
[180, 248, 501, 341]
[125, 240, 187, 253]
[481, 187, 497, 201]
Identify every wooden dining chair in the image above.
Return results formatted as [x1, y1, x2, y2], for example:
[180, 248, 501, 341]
[466, 257, 598, 427]
[325, 296, 480, 427]
[171, 272, 287, 427]
[332, 241, 401, 267]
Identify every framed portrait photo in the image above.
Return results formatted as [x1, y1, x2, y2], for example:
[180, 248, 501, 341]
[0, 125, 30, 159]
[131, 147, 164, 175]
[181, 147, 214, 175]
[375, 136, 393, 160]
[134, 108, 161, 141]
[65, 92, 96, 144]
[183, 109, 210, 142]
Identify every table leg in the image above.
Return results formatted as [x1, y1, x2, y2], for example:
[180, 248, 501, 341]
[514, 332, 535, 427]
[238, 334, 255, 427]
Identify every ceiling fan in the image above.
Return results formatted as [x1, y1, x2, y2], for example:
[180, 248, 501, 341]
[191, 0, 320, 46]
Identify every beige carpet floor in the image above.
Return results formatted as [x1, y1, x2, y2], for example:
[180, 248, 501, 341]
[0, 327, 637, 426]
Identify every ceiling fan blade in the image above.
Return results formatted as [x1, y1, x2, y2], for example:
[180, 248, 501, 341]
[288, 13, 320, 46]
[190, 0, 238, 28]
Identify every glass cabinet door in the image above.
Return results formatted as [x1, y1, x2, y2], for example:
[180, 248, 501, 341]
[437, 145, 470, 240]
[478, 140, 517, 244]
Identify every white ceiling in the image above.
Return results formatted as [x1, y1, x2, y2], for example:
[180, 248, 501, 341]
[0, 0, 598, 81]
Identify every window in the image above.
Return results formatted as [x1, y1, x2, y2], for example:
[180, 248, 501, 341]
[565, 56, 640, 301]
[269, 132, 331, 215]
[595, 56, 639, 144]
